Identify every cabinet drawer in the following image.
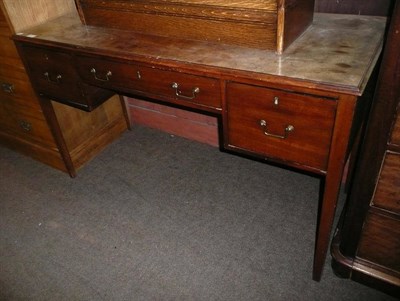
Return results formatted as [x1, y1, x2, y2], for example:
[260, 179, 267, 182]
[0, 100, 56, 148]
[225, 82, 336, 171]
[357, 212, 400, 271]
[76, 55, 221, 110]
[0, 76, 41, 110]
[372, 152, 400, 214]
[19, 45, 113, 111]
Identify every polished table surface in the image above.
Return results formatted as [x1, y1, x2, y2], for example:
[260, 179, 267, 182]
[15, 13, 385, 95]
[13, 12, 387, 281]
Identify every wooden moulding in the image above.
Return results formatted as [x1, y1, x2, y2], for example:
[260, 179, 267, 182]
[75, 0, 315, 54]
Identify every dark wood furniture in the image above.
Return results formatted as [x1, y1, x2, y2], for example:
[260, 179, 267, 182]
[0, 0, 129, 176]
[331, 1, 400, 297]
[11, 10, 386, 281]
[75, 0, 315, 54]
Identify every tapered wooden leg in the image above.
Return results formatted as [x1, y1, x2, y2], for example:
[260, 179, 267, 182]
[119, 95, 132, 130]
[38, 96, 77, 177]
[313, 95, 357, 281]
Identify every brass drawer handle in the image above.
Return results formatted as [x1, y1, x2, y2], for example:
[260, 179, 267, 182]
[19, 120, 32, 132]
[1, 82, 14, 94]
[259, 119, 294, 139]
[44, 72, 62, 84]
[171, 82, 200, 100]
[91, 68, 112, 81]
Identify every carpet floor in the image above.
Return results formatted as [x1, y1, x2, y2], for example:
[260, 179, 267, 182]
[0, 126, 396, 301]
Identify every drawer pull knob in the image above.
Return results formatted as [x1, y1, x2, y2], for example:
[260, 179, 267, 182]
[19, 120, 32, 132]
[1, 82, 14, 94]
[171, 82, 200, 100]
[91, 68, 112, 81]
[259, 120, 294, 139]
[44, 72, 62, 84]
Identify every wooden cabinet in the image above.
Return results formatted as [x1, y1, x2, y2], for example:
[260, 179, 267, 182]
[0, 0, 64, 170]
[0, 0, 129, 177]
[75, 0, 315, 53]
[331, 2, 400, 297]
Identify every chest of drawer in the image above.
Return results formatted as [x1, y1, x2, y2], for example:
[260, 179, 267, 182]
[75, 55, 221, 111]
[19, 45, 113, 111]
[225, 82, 337, 171]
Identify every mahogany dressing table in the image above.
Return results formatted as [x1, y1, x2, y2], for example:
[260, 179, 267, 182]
[12, 12, 386, 281]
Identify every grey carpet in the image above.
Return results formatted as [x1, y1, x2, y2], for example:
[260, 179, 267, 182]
[0, 125, 396, 301]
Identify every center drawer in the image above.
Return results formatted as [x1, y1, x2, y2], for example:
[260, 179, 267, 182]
[225, 82, 337, 171]
[75, 55, 221, 111]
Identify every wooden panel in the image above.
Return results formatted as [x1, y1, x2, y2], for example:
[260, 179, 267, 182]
[372, 152, 400, 214]
[108, 0, 278, 10]
[53, 95, 125, 154]
[76, 0, 315, 52]
[128, 97, 219, 147]
[357, 212, 400, 271]
[225, 82, 336, 171]
[79, 8, 276, 50]
[1, 0, 77, 32]
[282, 0, 315, 52]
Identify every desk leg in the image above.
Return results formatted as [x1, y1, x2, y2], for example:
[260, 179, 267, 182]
[38, 96, 77, 178]
[119, 95, 132, 130]
[313, 95, 357, 281]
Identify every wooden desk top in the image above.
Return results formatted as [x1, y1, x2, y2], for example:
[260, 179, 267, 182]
[14, 12, 386, 95]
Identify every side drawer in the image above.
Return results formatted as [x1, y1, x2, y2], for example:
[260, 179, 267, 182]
[75, 55, 221, 111]
[371, 152, 400, 214]
[0, 100, 56, 148]
[357, 212, 400, 272]
[0, 76, 41, 111]
[225, 82, 337, 171]
[18, 45, 113, 111]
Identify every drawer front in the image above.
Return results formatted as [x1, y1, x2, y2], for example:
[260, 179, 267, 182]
[357, 212, 400, 272]
[76, 55, 221, 110]
[0, 100, 56, 148]
[226, 82, 336, 170]
[21, 45, 85, 102]
[372, 152, 400, 214]
[0, 76, 41, 111]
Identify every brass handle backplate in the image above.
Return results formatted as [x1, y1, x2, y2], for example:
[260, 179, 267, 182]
[1, 82, 14, 94]
[171, 82, 200, 100]
[19, 120, 32, 132]
[91, 68, 112, 81]
[44, 72, 62, 84]
[259, 119, 294, 139]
